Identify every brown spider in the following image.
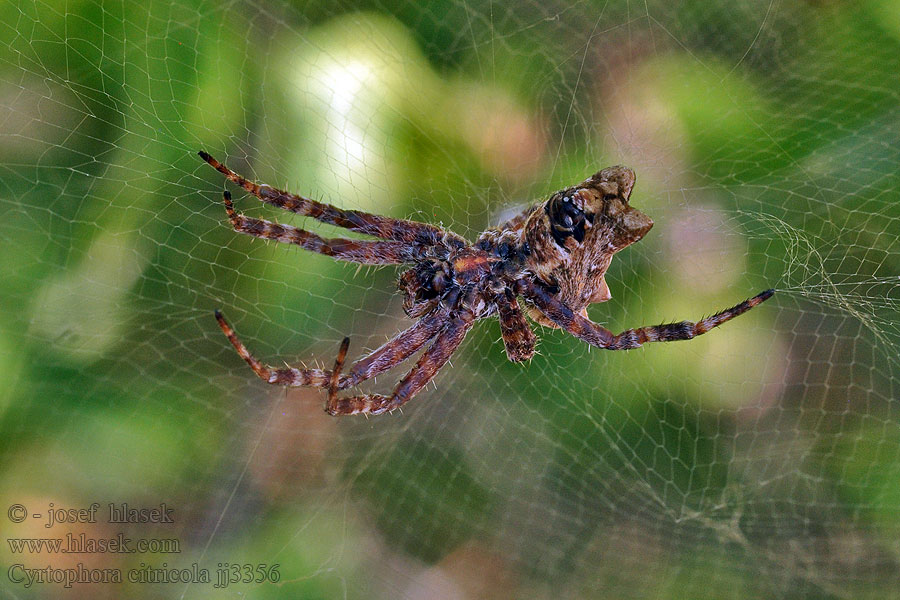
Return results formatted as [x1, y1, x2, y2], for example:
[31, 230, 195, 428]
[200, 151, 773, 416]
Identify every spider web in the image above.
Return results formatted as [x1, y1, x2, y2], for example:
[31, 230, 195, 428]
[2, 0, 900, 598]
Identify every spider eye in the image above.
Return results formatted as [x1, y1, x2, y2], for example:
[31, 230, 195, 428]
[546, 194, 587, 248]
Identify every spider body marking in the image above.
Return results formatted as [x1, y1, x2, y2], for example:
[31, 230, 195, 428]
[200, 151, 773, 416]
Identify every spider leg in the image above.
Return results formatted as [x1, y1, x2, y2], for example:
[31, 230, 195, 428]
[325, 313, 475, 416]
[496, 289, 536, 362]
[518, 279, 774, 350]
[222, 191, 422, 264]
[215, 310, 333, 386]
[199, 151, 464, 247]
[342, 310, 447, 388]
[214, 309, 445, 389]
[327, 337, 349, 400]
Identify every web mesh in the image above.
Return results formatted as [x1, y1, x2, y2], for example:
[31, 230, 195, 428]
[2, 0, 900, 598]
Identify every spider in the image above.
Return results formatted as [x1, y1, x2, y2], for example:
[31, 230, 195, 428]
[200, 150, 774, 416]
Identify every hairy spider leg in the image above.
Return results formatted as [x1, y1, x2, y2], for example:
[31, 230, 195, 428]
[340, 310, 447, 388]
[215, 310, 333, 386]
[214, 309, 446, 390]
[222, 191, 422, 264]
[518, 280, 774, 350]
[496, 289, 537, 362]
[325, 313, 475, 415]
[199, 151, 461, 246]
[327, 337, 350, 402]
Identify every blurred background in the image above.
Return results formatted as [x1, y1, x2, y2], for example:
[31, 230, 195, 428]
[2, 0, 900, 598]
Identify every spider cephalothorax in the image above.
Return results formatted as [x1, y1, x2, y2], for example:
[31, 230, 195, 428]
[516, 166, 653, 327]
[200, 151, 773, 416]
